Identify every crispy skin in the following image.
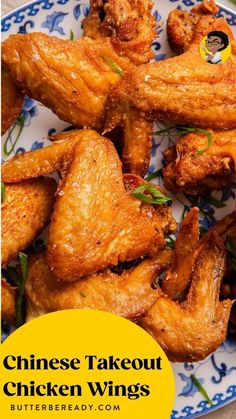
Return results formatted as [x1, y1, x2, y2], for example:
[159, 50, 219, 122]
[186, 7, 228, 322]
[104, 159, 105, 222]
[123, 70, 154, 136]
[162, 208, 199, 301]
[2, 34, 133, 131]
[1, 178, 57, 265]
[25, 250, 173, 322]
[105, 16, 236, 131]
[162, 210, 236, 301]
[140, 232, 233, 362]
[47, 131, 176, 281]
[1, 67, 24, 135]
[1, 130, 85, 183]
[163, 129, 236, 195]
[120, 109, 153, 176]
[167, 0, 219, 53]
[1, 279, 16, 324]
[83, 0, 155, 65]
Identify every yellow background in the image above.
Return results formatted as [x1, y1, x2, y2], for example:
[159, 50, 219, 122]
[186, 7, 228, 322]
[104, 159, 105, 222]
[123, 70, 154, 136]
[0, 310, 175, 418]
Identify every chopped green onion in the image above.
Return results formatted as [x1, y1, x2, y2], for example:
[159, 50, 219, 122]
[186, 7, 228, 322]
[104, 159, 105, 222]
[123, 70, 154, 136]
[190, 375, 213, 406]
[70, 30, 74, 41]
[205, 196, 226, 208]
[7, 252, 28, 327]
[226, 235, 236, 272]
[145, 169, 163, 181]
[80, 291, 86, 298]
[3, 113, 25, 156]
[165, 235, 176, 249]
[153, 125, 213, 155]
[100, 53, 124, 76]
[132, 184, 171, 205]
[1, 182, 6, 203]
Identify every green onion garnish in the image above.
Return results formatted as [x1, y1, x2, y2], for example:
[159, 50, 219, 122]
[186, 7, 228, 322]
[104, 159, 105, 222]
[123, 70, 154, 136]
[132, 184, 171, 205]
[7, 252, 28, 327]
[80, 291, 86, 298]
[70, 30, 74, 41]
[3, 113, 25, 156]
[1, 182, 6, 203]
[205, 196, 225, 208]
[145, 169, 163, 181]
[154, 125, 213, 155]
[190, 375, 213, 406]
[101, 54, 124, 76]
[165, 235, 176, 249]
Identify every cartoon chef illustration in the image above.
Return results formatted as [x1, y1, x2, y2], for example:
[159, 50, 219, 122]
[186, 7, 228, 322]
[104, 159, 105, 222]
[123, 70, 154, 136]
[204, 31, 230, 64]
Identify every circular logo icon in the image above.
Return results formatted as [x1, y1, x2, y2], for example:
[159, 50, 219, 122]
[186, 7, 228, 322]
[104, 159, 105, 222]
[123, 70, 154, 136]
[200, 31, 231, 64]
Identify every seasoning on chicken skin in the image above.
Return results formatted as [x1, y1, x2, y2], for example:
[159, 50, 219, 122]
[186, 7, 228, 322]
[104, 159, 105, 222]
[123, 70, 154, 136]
[1, 178, 57, 266]
[1, 67, 24, 135]
[140, 231, 233, 362]
[105, 16, 236, 132]
[1, 278, 16, 324]
[162, 208, 200, 301]
[25, 250, 173, 322]
[47, 131, 176, 281]
[163, 129, 236, 195]
[167, 0, 219, 54]
[83, 0, 156, 65]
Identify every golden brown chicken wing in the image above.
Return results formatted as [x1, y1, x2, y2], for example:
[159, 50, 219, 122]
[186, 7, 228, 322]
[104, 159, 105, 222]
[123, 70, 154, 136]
[167, 0, 219, 54]
[1, 178, 57, 266]
[105, 16, 236, 132]
[46, 131, 176, 281]
[140, 231, 233, 362]
[1, 278, 16, 323]
[83, 0, 156, 65]
[25, 250, 173, 322]
[1, 67, 24, 135]
[162, 207, 199, 301]
[163, 129, 236, 195]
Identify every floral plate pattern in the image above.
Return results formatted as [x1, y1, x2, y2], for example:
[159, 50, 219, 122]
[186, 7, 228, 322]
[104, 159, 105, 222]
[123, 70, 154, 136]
[1, 1, 236, 417]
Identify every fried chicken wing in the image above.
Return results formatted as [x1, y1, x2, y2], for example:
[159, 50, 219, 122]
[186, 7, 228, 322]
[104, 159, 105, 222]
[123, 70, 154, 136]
[83, 0, 155, 65]
[163, 129, 236, 195]
[1, 278, 16, 324]
[1, 67, 24, 135]
[162, 208, 199, 301]
[140, 232, 233, 362]
[25, 250, 173, 322]
[47, 131, 176, 281]
[1, 178, 57, 266]
[105, 16, 236, 131]
[167, 0, 219, 54]
[1, 129, 85, 183]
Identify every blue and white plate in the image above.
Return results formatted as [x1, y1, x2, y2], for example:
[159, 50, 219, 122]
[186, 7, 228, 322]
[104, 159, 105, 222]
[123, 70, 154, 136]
[1, 1, 236, 417]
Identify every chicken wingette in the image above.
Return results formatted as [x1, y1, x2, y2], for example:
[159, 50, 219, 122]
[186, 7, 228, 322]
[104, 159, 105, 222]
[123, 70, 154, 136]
[1, 178, 56, 266]
[1, 0, 156, 176]
[163, 129, 236, 195]
[140, 230, 233, 362]
[105, 16, 236, 131]
[25, 250, 173, 322]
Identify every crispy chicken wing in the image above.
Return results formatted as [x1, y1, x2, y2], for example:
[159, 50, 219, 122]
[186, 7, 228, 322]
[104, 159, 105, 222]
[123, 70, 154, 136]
[105, 16, 236, 131]
[140, 231, 233, 362]
[1, 178, 57, 266]
[163, 129, 236, 195]
[1, 67, 24, 135]
[167, 0, 219, 54]
[162, 208, 199, 301]
[83, 0, 156, 65]
[1, 129, 176, 280]
[1, 278, 16, 324]
[25, 250, 173, 322]
[46, 131, 176, 281]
